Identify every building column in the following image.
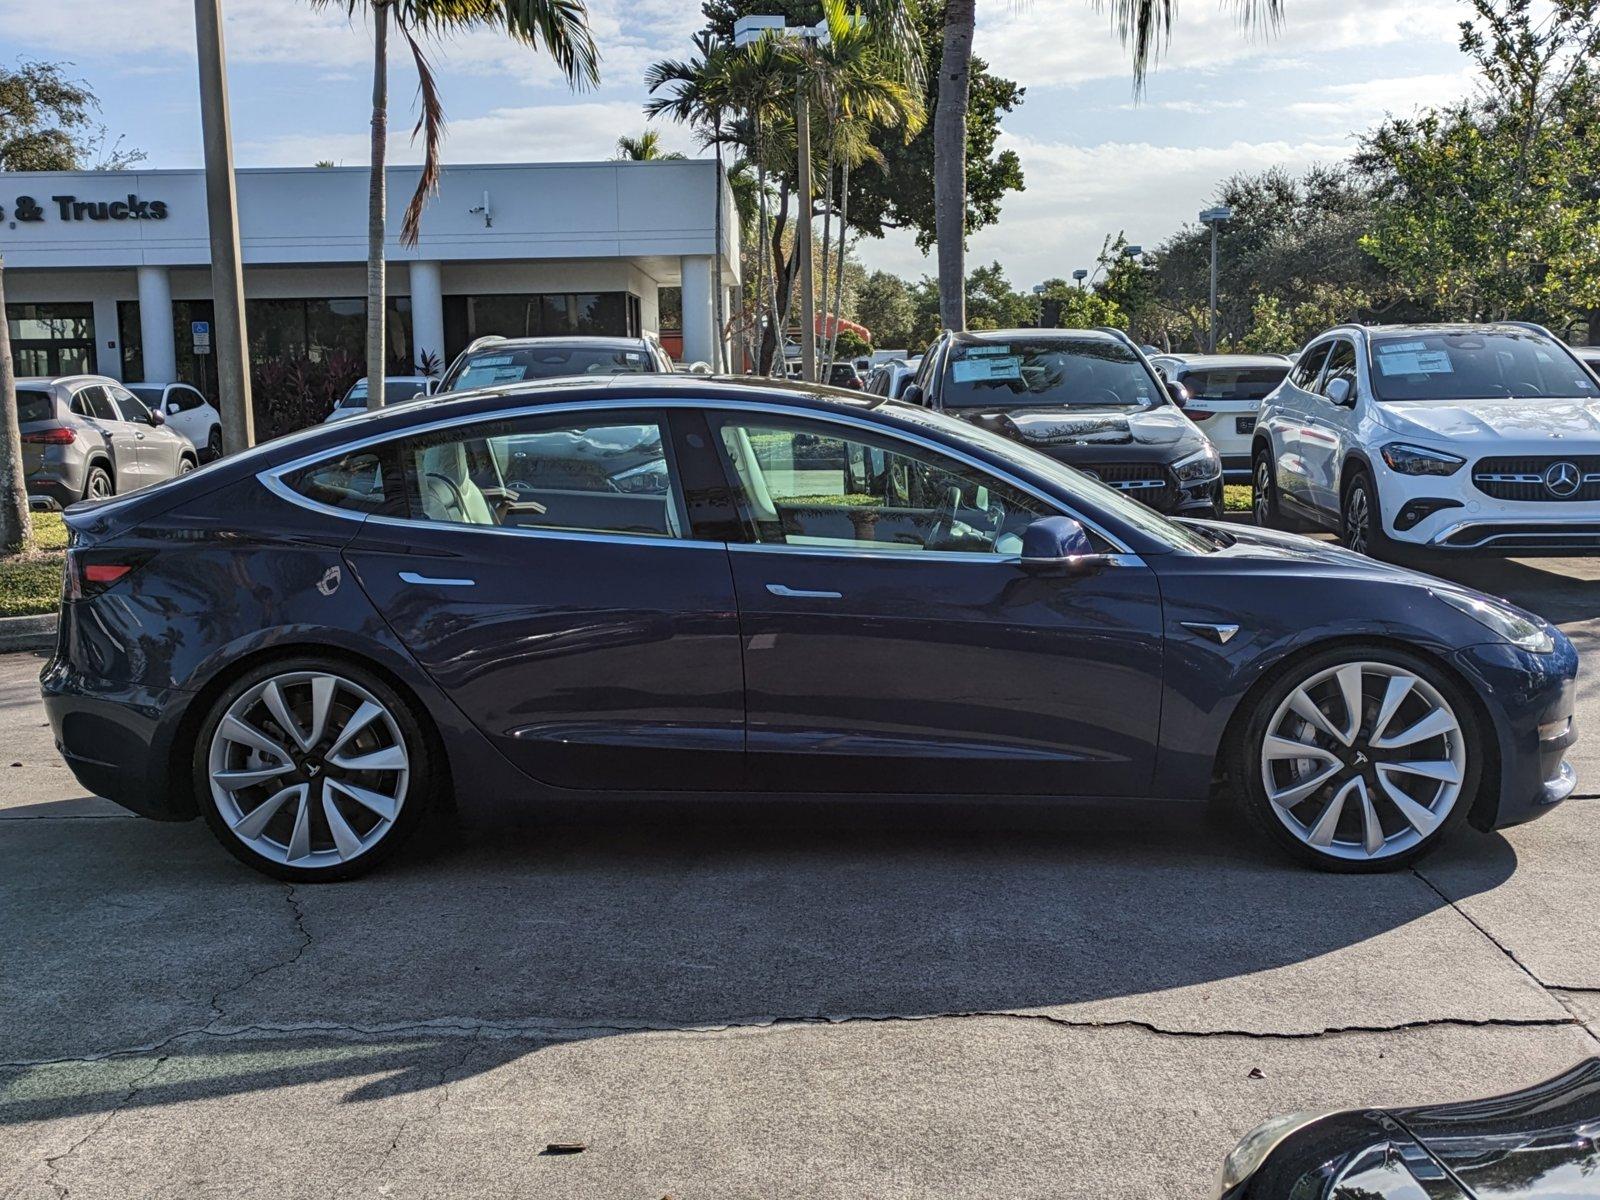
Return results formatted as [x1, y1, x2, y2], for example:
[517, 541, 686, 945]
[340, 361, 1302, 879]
[408, 260, 446, 374]
[136, 266, 176, 383]
[679, 254, 715, 367]
[91, 297, 122, 380]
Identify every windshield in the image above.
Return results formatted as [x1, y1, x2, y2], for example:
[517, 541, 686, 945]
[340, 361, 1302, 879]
[442, 345, 653, 392]
[14, 388, 54, 424]
[343, 379, 429, 407]
[1368, 331, 1599, 401]
[886, 403, 1219, 554]
[127, 386, 167, 407]
[1181, 366, 1288, 401]
[941, 336, 1162, 411]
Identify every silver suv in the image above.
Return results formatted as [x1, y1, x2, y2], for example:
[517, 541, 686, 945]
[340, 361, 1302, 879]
[14, 375, 199, 510]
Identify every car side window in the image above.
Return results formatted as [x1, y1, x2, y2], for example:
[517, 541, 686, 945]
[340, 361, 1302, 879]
[711, 415, 1055, 557]
[167, 387, 202, 413]
[1289, 343, 1331, 390]
[1319, 339, 1357, 398]
[109, 387, 152, 423]
[285, 449, 401, 516]
[72, 386, 118, 422]
[393, 412, 686, 538]
[910, 343, 940, 400]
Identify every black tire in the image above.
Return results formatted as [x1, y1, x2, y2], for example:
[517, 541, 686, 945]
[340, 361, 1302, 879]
[1225, 645, 1481, 873]
[82, 464, 114, 502]
[206, 428, 223, 462]
[193, 655, 439, 882]
[1341, 467, 1399, 561]
[179, 456, 196, 475]
[1252, 446, 1290, 530]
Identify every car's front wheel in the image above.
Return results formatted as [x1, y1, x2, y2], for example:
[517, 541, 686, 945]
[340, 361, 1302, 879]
[1341, 468, 1399, 560]
[206, 428, 223, 462]
[195, 658, 435, 881]
[1229, 647, 1479, 872]
[1252, 447, 1289, 529]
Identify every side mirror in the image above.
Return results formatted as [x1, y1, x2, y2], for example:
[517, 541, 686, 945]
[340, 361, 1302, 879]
[146, 409, 165, 427]
[900, 383, 923, 406]
[1166, 379, 1189, 408]
[1325, 377, 1355, 407]
[1019, 516, 1097, 571]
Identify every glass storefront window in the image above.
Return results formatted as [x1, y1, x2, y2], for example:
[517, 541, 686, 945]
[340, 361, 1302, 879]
[6, 302, 96, 378]
[453, 291, 638, 357]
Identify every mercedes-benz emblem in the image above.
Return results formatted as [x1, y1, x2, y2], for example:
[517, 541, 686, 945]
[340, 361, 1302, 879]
[1543, 460, 1582, 498]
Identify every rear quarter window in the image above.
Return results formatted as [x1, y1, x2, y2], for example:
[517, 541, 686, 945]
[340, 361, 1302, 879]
[14, 389, 54, 424]
[283, 449, 402, 516]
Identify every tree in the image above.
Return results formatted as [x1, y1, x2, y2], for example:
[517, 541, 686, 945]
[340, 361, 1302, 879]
[308, 1, 599, 409]
[0, 60, 142, 172]
[1357, 0, 1600, 333]
[854, 269, 916, 349]
[615, 129, 685, 160]
[0, 254, 32, 556]
[931, 0, 1282, 336]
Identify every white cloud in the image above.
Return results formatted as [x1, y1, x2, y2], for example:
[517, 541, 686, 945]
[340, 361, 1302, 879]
[1287, 70, 1476, 122]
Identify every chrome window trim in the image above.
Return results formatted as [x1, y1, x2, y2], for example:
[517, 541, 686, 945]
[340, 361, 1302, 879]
[731, 542, 1146, 568]
[258, 395, 1135, 556]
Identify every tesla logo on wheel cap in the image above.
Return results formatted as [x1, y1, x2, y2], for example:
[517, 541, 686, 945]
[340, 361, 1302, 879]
[1543, 461, 1582, 497]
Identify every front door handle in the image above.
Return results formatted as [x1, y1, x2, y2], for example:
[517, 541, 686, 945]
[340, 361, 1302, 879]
[399, 571, 475, 587]
[765, 583, 842, 599]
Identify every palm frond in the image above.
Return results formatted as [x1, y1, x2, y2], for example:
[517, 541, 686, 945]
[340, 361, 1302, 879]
[397, 20, 444, 246]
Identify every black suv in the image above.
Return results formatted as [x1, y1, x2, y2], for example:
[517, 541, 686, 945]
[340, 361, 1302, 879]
[904, 328, 1223, 517]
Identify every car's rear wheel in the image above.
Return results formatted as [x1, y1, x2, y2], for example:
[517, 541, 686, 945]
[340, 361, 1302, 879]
[195, 658, 435, 881]
[83, 464, 113, 501]
[1229, 646, 1479, 872]
[206, 428, 223, 462]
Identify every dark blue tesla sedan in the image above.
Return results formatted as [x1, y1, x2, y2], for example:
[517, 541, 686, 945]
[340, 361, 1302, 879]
[40, 376, 1578, 880]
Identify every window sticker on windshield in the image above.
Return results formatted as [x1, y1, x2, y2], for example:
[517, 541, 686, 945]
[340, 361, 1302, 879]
[952, 355, 1022, 383]
[1376, 340, 1428, 354]
[1376, 350, 1454, 377]
[471, 355, 513, 367]
[964, 345, 1012, 357]
[624, 352, 645, 362]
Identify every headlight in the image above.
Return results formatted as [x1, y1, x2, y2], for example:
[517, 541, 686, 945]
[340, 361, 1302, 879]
[1380, 442, 1465, 476]
[1214, 1110, 1334, 1197]
[1434, 588, 1554, 652]
[1174, 443, 1222, 484]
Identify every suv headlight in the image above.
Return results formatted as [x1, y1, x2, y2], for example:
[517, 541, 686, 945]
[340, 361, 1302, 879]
[1174, 443, 1222, 484]
[1380, 442, 1465, 476]
[1434, 589, 1554, 652]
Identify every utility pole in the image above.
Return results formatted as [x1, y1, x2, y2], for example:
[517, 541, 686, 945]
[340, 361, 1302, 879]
[195, 0, 255, 453]
[795, 74, 817, 384]
[1199, 206, 1232, 354]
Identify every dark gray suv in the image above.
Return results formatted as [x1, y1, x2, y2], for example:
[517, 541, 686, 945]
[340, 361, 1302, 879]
[14, 375, 199, 510]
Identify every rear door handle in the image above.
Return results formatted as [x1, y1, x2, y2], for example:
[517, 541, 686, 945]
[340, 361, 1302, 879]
[765, 583, 842, 599]
[399, 571, 475, 587]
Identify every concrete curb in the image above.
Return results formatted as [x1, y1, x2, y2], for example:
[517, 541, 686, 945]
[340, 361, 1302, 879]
[0, 613, 57, 654]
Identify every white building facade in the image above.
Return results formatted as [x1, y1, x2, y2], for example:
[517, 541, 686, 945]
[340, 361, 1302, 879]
[0, 161, 739, 392]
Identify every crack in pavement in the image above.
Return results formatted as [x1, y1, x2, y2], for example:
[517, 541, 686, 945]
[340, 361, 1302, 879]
[206, 883, 313, 1024]
[1412, 866, 1600, 1049]
[38, 1053, 169, 1200]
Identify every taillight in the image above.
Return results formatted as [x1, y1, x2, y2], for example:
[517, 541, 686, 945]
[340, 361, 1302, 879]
[65, 550, 151, 601]
[22, 426, 76, 445]
[1186, 409, 1215, 422]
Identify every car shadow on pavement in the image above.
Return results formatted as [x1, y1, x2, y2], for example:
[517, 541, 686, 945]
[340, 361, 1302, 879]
[0, 793, 1526, 1128]
[1417, 556, 1600, 625]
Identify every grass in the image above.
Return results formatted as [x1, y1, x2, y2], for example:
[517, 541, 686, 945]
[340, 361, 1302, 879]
[1223, 483, 1252, 513]
[0, 513, 67, 618]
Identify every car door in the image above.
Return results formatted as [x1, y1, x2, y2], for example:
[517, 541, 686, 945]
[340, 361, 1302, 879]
[708, 408, 1165, 796]
[1270, 341, 1331, 512]
[335, 405, 748, 792]
[1302, 338, 1359, 517]
[108, 385, 181, 484]
[75, 384, 147, 489]
[161, 385, 205, 445]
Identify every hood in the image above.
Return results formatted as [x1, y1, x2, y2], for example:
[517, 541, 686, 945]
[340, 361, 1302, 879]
[1378, 396, 1600, 446]
[964, 404, 1199, 449]
[1185, 519, 1420, 574]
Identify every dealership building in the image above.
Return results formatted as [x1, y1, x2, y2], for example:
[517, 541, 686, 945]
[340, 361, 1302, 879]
[0, 161, 739, 391]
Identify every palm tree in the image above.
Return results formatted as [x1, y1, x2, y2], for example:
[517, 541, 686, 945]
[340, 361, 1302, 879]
[933, 0, 1283, 332]
[309, 0, 599, 409]
[0, 252, 34, 556]
[615, 129, 685, 161]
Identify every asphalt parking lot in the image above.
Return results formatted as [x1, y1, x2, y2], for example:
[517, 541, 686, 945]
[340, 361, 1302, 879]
[3, 552, 1598, 1200]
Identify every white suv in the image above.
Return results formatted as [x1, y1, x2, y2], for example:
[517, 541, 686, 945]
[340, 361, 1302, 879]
[1252, 323, 1600, 557]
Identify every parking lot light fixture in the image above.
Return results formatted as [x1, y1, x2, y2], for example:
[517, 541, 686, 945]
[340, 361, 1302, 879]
[1199, 206, 1233, 353]
[1072, 268, 1089, 289]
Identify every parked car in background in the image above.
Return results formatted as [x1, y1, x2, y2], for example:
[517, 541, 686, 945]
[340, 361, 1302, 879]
[325, 376, 436, 423]
[1254, 322, 1600, 557]
[1217, 1058, 1600, 1199]
[12, 374, 198, 509]
[1569, 343, 1600, 374]
[864, 357, 921, 400]
[437, 335, 673, 393]
[41, 375, 1576, 880]
[825, 362, 863, 390]
[125, 382, 223, 461]
[1154, 354, 1291, 479]
[905, 328, 1223, 517]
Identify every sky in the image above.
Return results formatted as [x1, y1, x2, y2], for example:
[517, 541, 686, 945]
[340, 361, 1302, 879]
[0, 0, 1479, 287]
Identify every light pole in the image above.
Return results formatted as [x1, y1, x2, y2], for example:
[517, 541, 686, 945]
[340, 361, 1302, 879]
[1072, 268, 1089, 290]
[1199, 206, 1232, 353]
[194, 0, 255, 453]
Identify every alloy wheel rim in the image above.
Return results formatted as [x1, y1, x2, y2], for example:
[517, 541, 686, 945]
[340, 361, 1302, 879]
[1254, 461, 1271, 524]
[1345, 486, 1369, 554]
[1260, 660, 1465, 861]
[88, 474, 110, 499]
[208, 671, 409, 867]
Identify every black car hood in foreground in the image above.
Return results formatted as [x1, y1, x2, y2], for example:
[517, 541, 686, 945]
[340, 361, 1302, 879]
[1218, 1058, 1600, 1199]
[958, 403, 1199, 449]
